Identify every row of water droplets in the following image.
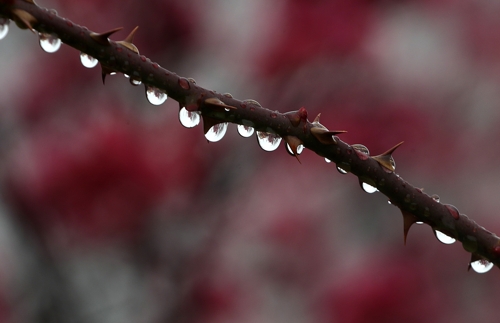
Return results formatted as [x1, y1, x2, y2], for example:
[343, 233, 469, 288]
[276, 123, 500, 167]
[0, 18, 63, 53]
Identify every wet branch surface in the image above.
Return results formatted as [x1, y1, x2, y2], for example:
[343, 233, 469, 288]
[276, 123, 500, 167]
[1, 0, 499, 271]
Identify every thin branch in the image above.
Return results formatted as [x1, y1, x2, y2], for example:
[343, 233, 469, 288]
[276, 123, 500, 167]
[1, 0, 499, 271]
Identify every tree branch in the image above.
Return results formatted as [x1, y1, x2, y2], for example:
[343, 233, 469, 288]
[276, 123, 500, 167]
[1, 0, 499, 272]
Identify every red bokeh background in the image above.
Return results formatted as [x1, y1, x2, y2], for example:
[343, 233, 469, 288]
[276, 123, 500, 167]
[1, 0, 500, 322]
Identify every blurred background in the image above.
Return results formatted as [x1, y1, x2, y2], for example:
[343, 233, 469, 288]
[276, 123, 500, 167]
[1, 0, 500, 322]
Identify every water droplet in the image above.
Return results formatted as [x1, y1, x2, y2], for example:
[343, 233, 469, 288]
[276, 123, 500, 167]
[431, 194, 440, 203]
[416, 221, 423, 225]
[146, 86, 167, 105]
[325, 158, 331, 163]
[362, 182, 378, 194]
[179, 107, 200, 128]
[0, 18, 9, 40]
[337, 166, 348, 174]
[470, 259, 493, 274]
[388, 200, 392, 204]
[130, 78, 141, 86]
[237, 125, 254, 138]
[286, 143, 304, 155]
[445, 204, 460, 220]
[205, 123, 228, 142]
[435, 230, 455, 245]
[39, 33, 62, 53]
[80, 52, 98, 68]
[256, 131, 282, 152]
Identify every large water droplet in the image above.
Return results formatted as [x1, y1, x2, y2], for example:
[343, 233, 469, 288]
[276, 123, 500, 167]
[39, 33, 62, 53]
[435, 230, 455, 245]
[179, 107, 200, 128]
[146, 86, 168, 105]
[205, 123, 228, 142]
[286, 143, 304, 155]
[470, 259, 494, 274]
[0, 18, 9, 40]
[237, 125, 254, 138]
[256, 131, 282, 152]
[362, 182, 378, 194]
[80, 52, 98, 68]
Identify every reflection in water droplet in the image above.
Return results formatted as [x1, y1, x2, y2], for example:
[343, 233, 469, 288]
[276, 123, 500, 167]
[39, 33, 62, 53]
[362, 182, 378, 194]
[470, 259, 494, 274]
[80, 52, 98, 68]
[130, 78, 141, 86]
[205, 123, 228, 142]
[256, 131, 282, 152]
[435, 230, 455, 245]
[416, 221, 423, 225]
[179, 107, 200, 128]
[146, 86, 168, 105]
[237, 125, 254, 138]
[0, 19, 9, 40]
[325, 158, 331, 163]
[337, 166, 348, 174]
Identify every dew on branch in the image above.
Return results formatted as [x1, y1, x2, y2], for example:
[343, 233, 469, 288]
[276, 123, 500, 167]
[80, 52, 98, 68]
[205, 122, 228, 142]
[325, 158, 331, 163]
[178, 107, 200, 128]
[129, 78, 141, 86]
[256, 131, 281, 152]
[444, 204, 460, 220]
[286, 142, 303, 156]
[0, 18, 9, 40]
[434, 230, 456, 245]
[145, 86, 167, 105]
[431, 194, 440, 203]
[336, 164, 349, 174]
[361, 182, 378, 194]
[237, 125, 254, 138]
[39, 33, 61, 53]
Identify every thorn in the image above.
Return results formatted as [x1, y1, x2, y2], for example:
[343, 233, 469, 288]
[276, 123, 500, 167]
[284, 136, 303, 164]
[310, 127, 347, 145]
[203, 98, 237, 111]
[313, 113, 321, 124]
[11, 9, 37, 32]
[202, 116, 224, 135]
[401, 209, 418, 246]
[372, 141, 404, 172]
[116, 26, 140, 54]
[100, 64, 116, 84]
[90, 27, 123, 45]
[285, 108, 308, 127]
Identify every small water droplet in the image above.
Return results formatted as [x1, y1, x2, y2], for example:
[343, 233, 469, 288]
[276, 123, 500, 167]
[470, 259, 493, 274]
[445, 204, 460, 220]
[237, 125, 254, 138]
[416, 221, 423, 225]
[179, 107, 200, 128]
[435, 230, 456, 245]
[325, 158, 331, 163]
[256, 131, 282, 152]
[337, 166, 349, 174]
[431, 194, 440, 203]
[80, 52, 98, 68]
[223, 93, 233, 98]
[146, 86, 168, 105]
[130, 78, 141, 86]
[362, 182, 378, 194]
[205, 123, 228, 142]
[39, 33, 62, 53]
[388, 200, 392, 204]
[0, 18, 9, 40]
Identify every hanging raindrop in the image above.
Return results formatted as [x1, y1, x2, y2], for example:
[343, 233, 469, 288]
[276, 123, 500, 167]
[205, 123, 228, 142]
[434, 230, 455, 245]
[286, 143, 304, 155]
[361, 182, 378, 194]
[130, 78, 141, 86]
[470, 259, 493, 274]
[337, 166, 348, 174]
[80, 52, 98, 68]
[256, 131, 282, 152]
[325, 158, 331, 163]
[0, 18, 9, 40]
[146, 86, 168, 105]
[39, 33, 62, 53]
[237, 125, 254, 138]
[179, 107, 200, 128]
